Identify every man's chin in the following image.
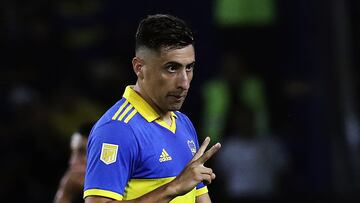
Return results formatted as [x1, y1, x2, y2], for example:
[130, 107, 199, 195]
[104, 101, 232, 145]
[168, 103, 184, 111]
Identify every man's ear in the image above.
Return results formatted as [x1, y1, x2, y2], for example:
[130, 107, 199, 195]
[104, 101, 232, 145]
[132, 56, 144, 79]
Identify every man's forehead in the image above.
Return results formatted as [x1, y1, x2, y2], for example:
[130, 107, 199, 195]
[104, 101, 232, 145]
[161, 46, 195, 63]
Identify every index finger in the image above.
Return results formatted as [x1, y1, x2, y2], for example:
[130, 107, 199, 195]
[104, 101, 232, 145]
[192, 137, 210, 161]
[196, 142, 221, 164]
[191, 137, 210, 161]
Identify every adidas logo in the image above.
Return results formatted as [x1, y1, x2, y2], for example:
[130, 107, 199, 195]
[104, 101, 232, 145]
[159, 149, 172, 162]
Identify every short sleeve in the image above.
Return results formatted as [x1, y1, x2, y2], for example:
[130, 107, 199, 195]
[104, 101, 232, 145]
[84, 121, 138, 200]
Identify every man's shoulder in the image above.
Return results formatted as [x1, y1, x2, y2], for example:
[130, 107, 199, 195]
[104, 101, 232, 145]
[97, 99, 139, 125]
[90, 99, 136, 136]
[174, 111, 192, 123]
[88, 118, 137, 149]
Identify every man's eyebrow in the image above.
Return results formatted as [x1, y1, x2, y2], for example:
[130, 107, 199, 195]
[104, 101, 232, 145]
[163, 61, 182, 67]
[163, 61, 196, 67]
[187, 61, 195, 67]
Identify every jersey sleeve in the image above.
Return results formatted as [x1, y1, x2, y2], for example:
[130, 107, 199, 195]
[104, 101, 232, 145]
[84, 121, 138, 200]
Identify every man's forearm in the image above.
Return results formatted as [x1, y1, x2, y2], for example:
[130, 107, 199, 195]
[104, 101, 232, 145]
[53, 187, 72, 203]
[124, 181, 177, 203]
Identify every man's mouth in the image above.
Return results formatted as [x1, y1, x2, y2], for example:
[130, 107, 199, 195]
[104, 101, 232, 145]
[169, 95, 183, 99]
[168, 93, 187, 101]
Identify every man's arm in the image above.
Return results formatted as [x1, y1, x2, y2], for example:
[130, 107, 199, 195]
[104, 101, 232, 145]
[54, 167, 85, 203]
[85, 187, 212, 203]
[85, 137, 220, 203]
[85, 183, 175, 203]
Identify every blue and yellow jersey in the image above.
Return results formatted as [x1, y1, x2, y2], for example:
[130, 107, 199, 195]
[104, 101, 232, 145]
[84, 86, 207, 202]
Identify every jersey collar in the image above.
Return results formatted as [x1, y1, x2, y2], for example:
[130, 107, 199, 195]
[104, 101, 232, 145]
[123, 86, 177, 122]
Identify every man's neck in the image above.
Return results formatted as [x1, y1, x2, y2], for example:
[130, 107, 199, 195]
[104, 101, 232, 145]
[133, 83, 172, 125]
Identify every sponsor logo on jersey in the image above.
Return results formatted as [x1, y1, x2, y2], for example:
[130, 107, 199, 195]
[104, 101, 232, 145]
[159, 148, 172, 162]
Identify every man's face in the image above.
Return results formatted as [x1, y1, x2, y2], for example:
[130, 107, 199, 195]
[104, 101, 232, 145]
[137, 45, 195, 113]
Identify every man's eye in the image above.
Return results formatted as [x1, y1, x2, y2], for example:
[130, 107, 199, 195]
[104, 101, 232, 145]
[167, 65, 177, 72]
[186, 65, 194, 72]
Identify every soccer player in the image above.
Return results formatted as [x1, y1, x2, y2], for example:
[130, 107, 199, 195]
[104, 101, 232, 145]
[83, 14, 221, 203]
[54, 122, 93, 203]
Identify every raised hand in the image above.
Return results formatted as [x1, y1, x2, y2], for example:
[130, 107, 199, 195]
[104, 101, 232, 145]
[169, 137, 221, 196]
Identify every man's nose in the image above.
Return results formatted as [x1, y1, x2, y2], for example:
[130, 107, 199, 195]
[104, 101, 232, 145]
[177, 69, 190, 90]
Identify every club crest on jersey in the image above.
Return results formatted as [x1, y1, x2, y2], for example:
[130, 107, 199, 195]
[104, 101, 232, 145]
[100, 143, 118, 165]
[187, 140, 197, 155]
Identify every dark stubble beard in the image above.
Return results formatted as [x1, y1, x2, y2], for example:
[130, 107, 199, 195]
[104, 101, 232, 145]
[167, 97, 186, 111]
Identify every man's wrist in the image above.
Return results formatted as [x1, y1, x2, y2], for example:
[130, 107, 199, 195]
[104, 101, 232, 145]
[163, 181, 180, 200]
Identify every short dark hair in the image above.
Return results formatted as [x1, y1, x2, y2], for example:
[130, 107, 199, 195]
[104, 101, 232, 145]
[135, 14, 194, 52]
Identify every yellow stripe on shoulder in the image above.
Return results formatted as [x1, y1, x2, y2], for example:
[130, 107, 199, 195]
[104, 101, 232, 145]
[112, 101, 129, 120]
[118, 104, 133, 121]
[84, 189, 123, 200]
[124, 109, 137, 123]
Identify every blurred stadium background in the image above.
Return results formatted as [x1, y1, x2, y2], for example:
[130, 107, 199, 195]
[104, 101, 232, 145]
[1, 0, 360, 202]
